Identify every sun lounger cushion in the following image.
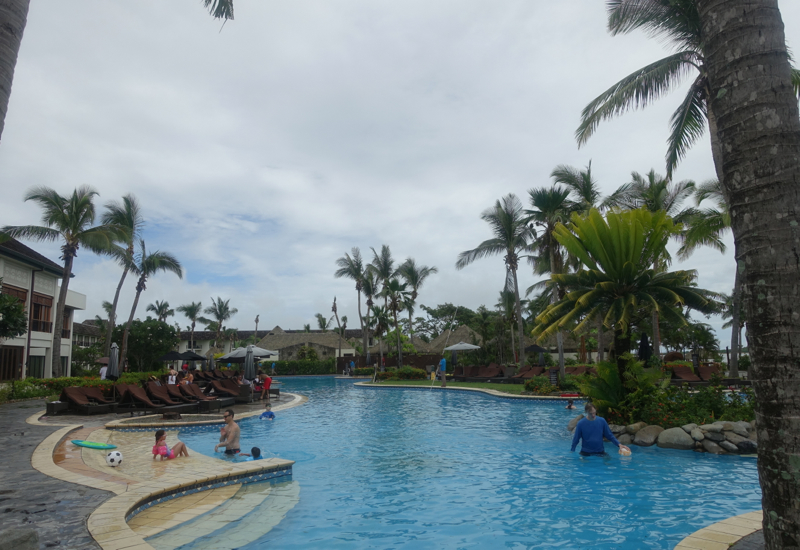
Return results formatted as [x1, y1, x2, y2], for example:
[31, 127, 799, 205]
[672, 366, 701, 382]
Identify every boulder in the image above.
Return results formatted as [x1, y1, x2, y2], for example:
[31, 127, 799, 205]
[704, 431, 725, 442]
[618, 434, 632, 445]
[737, 439, 758, 454]
[568, 415, 585, 432]
[719, 440, 739, 453]
[725, 432, 748, 446]
[633, 425, 664, 446]
[702, 439, 725, 454]
[731, 423, 750, 437]
[657, 427, 696, 450]
[626, 421, 647, 435]
[699, 423, 723, 433]
[690, 428, 705, 441]
[750, 419, 757, 430]
[608, 424, 627, 435]
[721, 422, 735, 432]
[682, 423, 698, 434]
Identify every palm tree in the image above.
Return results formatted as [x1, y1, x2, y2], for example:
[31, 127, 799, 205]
[496, 287, 520, 363]
[100, 194, 144, 357]
[369, 245, 396, 309]
[526, 186, 574, 378]
[0, 1, 235, 142]
[92, 300, 115, 339]
[362, 269, 378, 362]
[335, 248, 367, 359]
[222, 327, 239, 352]
[532, 208, 710, 383]
[550, 161, 604, 213]
[303, 324, 311, 333]
[397, 258, 438, 346]
[177, 301, 203, 353]
[315, 313, 332, 332]
[384, 279, 410, 367]
[331, 297, 347, 363]
[369, 304, 391, 373]
[120, 240, 183, 368]
[146, 300, 174, 322]
[201, 297, 238, 348]
[1, 186, 120, 376]
[457, 194, 532, 368]
[604, 169, 697, 359]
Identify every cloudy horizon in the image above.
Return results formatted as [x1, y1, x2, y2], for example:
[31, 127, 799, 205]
[2, 1, 798, 352]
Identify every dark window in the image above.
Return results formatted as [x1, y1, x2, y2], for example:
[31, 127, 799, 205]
[31, 294, 53, 333]
[1, 284, 27, 303]
[61, 309, 71, 339]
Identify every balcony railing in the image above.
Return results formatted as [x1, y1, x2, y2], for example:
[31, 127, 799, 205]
[31, 320, 53, 333]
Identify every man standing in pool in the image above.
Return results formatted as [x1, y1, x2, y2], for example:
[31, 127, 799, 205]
[215, 409, 241, 455]
[570, 402, 630, 456]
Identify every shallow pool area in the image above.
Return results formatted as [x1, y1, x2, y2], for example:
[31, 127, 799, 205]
[169, 377, 760, 549]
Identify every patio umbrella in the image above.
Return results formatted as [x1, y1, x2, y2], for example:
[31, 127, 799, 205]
[638, 333, 652, 363]
[106, 343, 120, 381]
[443, 342, 481, 351]
[180, 351, 206, 361]
[158, 350, 184, 362]
[220, 346, 278, 363]
[243, 345, 257, 381]
[207, 354, 216, 373]
[525, 343, 548, 367]
[95, 357, 109, 365]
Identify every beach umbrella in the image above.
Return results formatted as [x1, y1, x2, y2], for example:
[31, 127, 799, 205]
[220, 346, 278, 363]
[443, 341, 481, 351]
[524, 344, 547, 353]
[158, 350, 184, 362]
[638, 333, 652, 363]
[95, 357, 109, 365]
[243, 345, 257, 381]
[207, 354, 216, 372]
[106, 343, 120, 381]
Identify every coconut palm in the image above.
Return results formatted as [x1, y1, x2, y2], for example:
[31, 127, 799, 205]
[331, 297, 347, 362]
[496, 286, 520, 363]
[369, 304, 391, 372]
[120, 240, 183, 368]
[0, 1, 235, 142]
[201, 297, 238, 348]
[531, 208, 710, 383]
[146, 300, 174, 323]
[550, 161, 604, 213]
[100, 194, 144, 357]
[525, 186, 575, 377]
[222, 327, 239, 352]
[335, 247, 368, 359]
[1, 186, 120, 376]
[457, 194, 532, 368]
[397, 258, 438, 346]
[383, 278, 410, 367]
[369, 245, 396, 308]
[362, 269, 378, 362]
[177, 301, 203, 353]
[315, 313, 332, 332]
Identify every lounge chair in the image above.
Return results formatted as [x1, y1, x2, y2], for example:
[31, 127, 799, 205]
[671, 366, 702, 383]
[511, 366, 533, 378]
[81, 386, 114, 404]
[165, 383, 196, 403]
[698, 365, 722, 382]
[59, 387, 115, 415]
[145, 382, 197, 413]
[520, 367, 545, 378]
[205, 379, 240, 399]
[470, 366, 503, 380]
[117, 385, 166, 415]
[180, 383, 227, 411]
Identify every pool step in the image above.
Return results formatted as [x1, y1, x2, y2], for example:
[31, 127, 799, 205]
[143, 480, 299, 549]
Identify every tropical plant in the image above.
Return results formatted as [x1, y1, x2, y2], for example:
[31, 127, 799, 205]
[457, 194, 533, 367]
[315, 313, 332, 332]
[0, 278, 27, 343]
[531, 208, 711, 384]
[383, 278, 410, 367]
[369, 244, 396, 309]
[146, 300, 174, 322]
[113, 318, 179, 372]
[1, 186, 120, 376]
[331, 297, 347, 361]
[120, 240, 183, 368]
[201, 297, 238, 348]
[397, 258, 438, 346]
[550, 161, 604, 213]
[100, 194, 144, 357]
[0, 1, 235, 142]
[335, 247, 368, 360]
[222, 327, 238, 352]
[369, 304, 391, 369]
[177, 301, 203, 353]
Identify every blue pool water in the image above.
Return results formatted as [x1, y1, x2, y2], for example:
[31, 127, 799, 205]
[179, 377, 761, 549]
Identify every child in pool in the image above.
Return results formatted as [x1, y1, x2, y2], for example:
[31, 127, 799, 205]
[259, 404, 275, 420]
[239, 447, 263, 461]
[152, 429, 190, 460]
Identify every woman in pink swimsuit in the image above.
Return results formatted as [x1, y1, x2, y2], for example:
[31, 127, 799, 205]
[152, 429, 190, 460]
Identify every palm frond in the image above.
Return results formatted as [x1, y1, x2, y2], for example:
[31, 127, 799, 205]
[203, 0, 234, 20]
[666, 77, 707, 178]
[0, 225, 60, 242]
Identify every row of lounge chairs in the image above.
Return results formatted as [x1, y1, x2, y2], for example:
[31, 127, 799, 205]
[451, 364, 599, 383]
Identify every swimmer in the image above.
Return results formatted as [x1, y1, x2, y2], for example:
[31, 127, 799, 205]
[259, 404, 275, 420]
[152, 429, 189, 460]
[239, 447, 263, 461]
[565, 399, 577, 410]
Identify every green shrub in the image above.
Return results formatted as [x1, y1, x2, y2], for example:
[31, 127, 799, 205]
[738, 355, 751, 371]
[267, 359, 335, 376]
[374, 367, 427, 381]
[353, 367, 373, 376]
[564, 357, 578, 366]
[524, 376, 557, 395]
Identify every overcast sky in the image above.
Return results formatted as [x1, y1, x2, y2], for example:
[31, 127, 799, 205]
[2, 1, 798, 350]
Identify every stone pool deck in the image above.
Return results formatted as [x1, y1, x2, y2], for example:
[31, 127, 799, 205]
[1, 393, 301, 549]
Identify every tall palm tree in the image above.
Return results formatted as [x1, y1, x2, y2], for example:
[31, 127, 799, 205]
[532, 208, 710, 383]
[331, 297, 347, 363]
[369, 245, 396, 309]
[120, 240, 183, 368]
[526, 186, 574, 377]
[222, 327, 239, 352]
[384, 278, 410, 367]
[334, 248, 367, 359]
[550, 161, 604, 213]
[362, 269, 378, 362]
[369, 304, 391, 372]
[604, 169, 697, 359]
[457, 194, 532, 368]
[0, 1, 235, 142]
[177, 301, 203, 353]
[496, 287, 520, 363]
[315, 313, 332, 332]
[1, 186, 119, 376]
[201, 297, 238, 348]
[146, 300, 174, 322]
[101, 194, 144, 357]
[92, 300, 115, 339]
[397, 258, 438, 346]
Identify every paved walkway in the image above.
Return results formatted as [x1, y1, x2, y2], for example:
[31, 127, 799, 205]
[730, 530, 765, 549]
[0, 399, 109, 549]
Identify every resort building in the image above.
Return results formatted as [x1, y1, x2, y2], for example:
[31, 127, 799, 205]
[72, 319, 103, 348]
[0, 238, 85, 380]
[255, 326, 357, 360]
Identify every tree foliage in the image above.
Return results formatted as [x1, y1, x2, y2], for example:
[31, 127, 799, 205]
[113, 318, 179, 372]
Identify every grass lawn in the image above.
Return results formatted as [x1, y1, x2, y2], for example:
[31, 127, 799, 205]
[365, 380, 528, 395]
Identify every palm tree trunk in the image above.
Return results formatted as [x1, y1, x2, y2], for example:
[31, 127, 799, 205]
[613, 328, 631, 384]
[0, 0, 30, 142]
[105, 266, 128, 356]
[509, 320, 515, 364]
[51, 253, 74, 378]
[597, 317, 605, 362]
[511, 267, 525, 367]
[356, 289, 366, 359]
[121, 277, 145, 371]
[394, 311, 402, 367]
[697, 2, 800, 546]
[729, 260, 742, 378]
[651, 261, 661, 364]
[407, 309, 414, 347]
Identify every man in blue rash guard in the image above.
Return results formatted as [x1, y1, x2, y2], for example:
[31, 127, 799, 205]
[571, 402, 631, 456]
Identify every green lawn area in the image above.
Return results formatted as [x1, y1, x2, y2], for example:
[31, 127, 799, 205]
[365, 380, 527, 394]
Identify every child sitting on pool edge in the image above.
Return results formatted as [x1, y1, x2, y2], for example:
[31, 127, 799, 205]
[239, 447, 263, 461]
[152, 429, 189, 460]
[260, 403, 275, 420]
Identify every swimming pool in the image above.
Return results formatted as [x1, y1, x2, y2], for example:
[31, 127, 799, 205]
[173, 377, 760, 549]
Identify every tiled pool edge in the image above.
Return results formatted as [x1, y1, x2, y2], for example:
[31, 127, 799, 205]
[356, 382, 584, 401]
[674, 510, 763, 549]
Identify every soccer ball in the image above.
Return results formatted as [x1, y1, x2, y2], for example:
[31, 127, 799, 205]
[106, 451, 123, 467]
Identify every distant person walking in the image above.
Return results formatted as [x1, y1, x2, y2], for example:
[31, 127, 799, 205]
[349, 360, 355, 376]
[439, 357, 447, 388]
[570, 403, 630, 456]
